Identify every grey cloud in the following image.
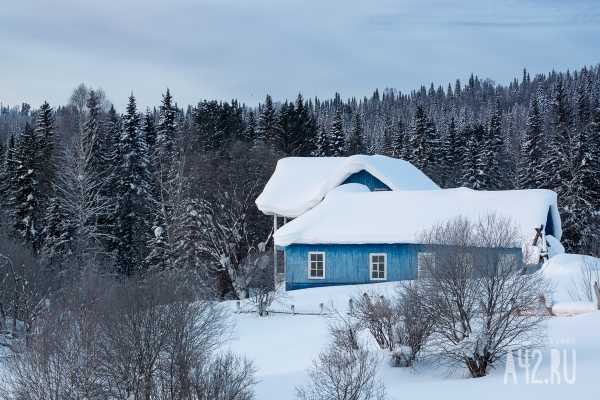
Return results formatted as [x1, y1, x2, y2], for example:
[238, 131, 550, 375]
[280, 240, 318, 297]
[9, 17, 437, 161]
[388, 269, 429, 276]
[1, 0, 599, 110]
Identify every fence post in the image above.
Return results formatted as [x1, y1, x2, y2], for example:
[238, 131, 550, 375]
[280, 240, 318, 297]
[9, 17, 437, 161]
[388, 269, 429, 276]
[236, 301, 241, 313]
[319, 303, 324, 315]
[291, 304, 296, 315]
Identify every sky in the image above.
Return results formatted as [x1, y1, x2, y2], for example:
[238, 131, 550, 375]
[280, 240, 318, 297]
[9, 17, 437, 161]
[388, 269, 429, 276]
[1, 0, 599, 111]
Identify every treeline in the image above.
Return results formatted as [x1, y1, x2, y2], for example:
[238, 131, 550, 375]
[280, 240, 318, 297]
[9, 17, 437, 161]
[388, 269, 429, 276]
[0, 65, 598, 298]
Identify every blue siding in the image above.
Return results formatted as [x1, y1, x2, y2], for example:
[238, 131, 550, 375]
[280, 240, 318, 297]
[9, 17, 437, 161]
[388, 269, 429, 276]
[284, 243, 523, 291]
[285, 243, 421, 290]
[545, 207, 555, 236]
[342, 170, 390, 191]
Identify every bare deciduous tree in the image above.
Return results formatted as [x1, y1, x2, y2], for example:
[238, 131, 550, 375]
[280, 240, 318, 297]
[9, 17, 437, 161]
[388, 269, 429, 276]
[418, 214, 547, 377]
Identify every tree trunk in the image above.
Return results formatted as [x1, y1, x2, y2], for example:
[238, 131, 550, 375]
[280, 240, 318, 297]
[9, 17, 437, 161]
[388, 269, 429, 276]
[465, 356, 488, 378]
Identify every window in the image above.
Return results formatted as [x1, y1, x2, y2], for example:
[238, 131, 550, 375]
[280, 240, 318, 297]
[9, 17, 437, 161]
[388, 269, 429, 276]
[370, 253, 387, 280]
[498, 253, 518, 273]
[308, 252, 325, 279]
[417, 252, 435, 279]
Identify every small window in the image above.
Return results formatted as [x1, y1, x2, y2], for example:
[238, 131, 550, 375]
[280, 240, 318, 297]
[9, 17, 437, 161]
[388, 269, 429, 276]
[417, 252, 435, 279]
[370, 253, 387, 280]
[308, 252, 325, 279]
[498, 253, 517, 273]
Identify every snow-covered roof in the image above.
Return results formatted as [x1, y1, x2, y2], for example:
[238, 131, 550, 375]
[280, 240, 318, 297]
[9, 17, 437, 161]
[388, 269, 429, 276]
[256, 155, 440, 217]
[274, 187, 562, 246]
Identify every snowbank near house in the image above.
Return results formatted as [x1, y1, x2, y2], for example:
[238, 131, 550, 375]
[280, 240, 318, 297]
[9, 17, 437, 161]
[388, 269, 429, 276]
[542, 253, 600, 314]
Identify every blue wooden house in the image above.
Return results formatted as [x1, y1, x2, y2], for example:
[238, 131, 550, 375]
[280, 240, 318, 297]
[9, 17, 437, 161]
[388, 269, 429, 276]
[255, 155, 562, 291]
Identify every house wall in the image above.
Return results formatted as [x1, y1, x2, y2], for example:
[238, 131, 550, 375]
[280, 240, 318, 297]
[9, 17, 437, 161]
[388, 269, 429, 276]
[285, 243, 419, 290]
[284, 243, 523, 291]
[342, 170, 390, 191]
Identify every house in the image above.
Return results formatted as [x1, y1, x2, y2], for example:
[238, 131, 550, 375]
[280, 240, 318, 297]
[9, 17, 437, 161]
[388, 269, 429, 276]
[256, 155, 562, 291]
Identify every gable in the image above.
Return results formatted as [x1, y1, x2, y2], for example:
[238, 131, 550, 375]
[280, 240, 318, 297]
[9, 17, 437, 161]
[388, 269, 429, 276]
[342, 170, 391, 191]
[255, 155, 439, 218]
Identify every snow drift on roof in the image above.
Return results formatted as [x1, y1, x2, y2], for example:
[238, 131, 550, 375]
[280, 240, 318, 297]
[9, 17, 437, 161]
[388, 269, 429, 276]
[255, 155, 440, 217]
[274, 187, 561, 246]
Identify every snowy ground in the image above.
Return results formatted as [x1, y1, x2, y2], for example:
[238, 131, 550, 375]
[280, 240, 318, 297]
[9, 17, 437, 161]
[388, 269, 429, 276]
[228, 255, 600, 400]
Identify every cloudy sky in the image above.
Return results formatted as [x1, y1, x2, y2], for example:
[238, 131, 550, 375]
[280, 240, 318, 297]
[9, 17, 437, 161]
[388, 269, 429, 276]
[1, 0, 599, 110]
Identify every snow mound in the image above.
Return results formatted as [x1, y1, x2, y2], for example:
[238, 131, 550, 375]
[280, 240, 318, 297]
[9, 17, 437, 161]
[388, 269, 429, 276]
[255, 155, 440, 218]
[542, 253, 600, 313]
[274, 187, 561, 246]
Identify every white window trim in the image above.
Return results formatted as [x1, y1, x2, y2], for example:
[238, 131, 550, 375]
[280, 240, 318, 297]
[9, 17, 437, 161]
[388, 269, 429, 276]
[417, 252, 435, 279]
[369, 253, 387, 281]
[308, 251, 326, 280]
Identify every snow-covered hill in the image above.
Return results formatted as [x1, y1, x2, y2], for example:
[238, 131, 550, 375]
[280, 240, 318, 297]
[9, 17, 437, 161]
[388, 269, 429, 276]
[228, 255, 600, 399]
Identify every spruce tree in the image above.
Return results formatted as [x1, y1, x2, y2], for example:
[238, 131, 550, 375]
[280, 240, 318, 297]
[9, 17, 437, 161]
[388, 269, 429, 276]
[294, 94, 317, 156]
[424, 118, 441, 180]
[381, 116, 394, 156]
[13, 123, 42, 249]
[391, 119, 406, 159]
[545, 79, 579, 250]
[347, 112, 365, 155]
[329, 108, 346, 156]
[42, 196, 69, 263]
[0, 135, 18, 222]
[461, 124, 486, 189]
[481, 100, 505, 189]
[517, 96, 546, 189]
[257, 94, 278, 147]
[142, 109, 157, 152]
[408, 105, 429, 170]
[543, 79, 573, 191]
[243, 111, 257, 143]
[277, 101, 295, 154]
[156, 88, 177, 160]
[113, 94, 155, 275]
[34, 101, 56, 200]
[82, 90, 105, 177]
[440, 117, 457, 186]
[314, 125, 331, 156]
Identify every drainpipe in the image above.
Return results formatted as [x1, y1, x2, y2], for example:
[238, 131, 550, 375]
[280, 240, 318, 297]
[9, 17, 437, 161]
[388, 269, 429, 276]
[273, 214, 278, 287]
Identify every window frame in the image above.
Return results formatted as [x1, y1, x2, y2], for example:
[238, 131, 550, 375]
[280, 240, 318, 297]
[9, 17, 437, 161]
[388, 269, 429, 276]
[307, 251, 326, 280]
[417, 252, 436, 279]
[497, 253, 518, 273]
[369, 253, 387, 281]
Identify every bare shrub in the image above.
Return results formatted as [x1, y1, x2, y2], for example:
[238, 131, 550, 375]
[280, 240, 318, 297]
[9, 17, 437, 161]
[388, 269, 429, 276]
[391, 282, 433, 367]
[243, 250, 277, 316]
[0, 229, 58, 342]
[328, 309, 361, 351]
[2, 269, 256, 400]
[190, 352, 256, 400]
[351, 292, 397, 351]
[2, 269, 109, 400]
[296, 341, 385, 400]
[418, 214, 547, 378]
